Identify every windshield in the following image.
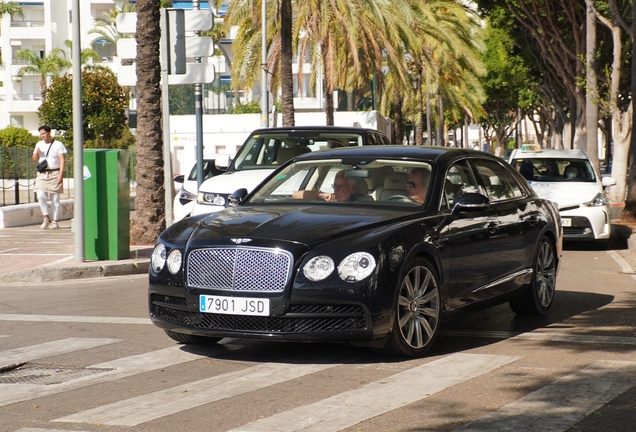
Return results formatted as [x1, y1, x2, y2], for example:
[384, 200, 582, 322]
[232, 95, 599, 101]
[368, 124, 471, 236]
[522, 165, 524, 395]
[231, 131, 366, 171]
[509, 158, 597, 182]
[247, 159, 433, 207]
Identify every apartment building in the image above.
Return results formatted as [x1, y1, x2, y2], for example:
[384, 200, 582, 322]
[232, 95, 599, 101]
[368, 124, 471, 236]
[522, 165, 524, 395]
[0, 0, 131, 132]
[0, 0, 328, 136]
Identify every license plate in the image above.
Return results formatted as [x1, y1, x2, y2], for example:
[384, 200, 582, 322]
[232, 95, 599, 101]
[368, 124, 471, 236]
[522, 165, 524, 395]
[561, 218, 572, 227]
[199, 295, 270, 316]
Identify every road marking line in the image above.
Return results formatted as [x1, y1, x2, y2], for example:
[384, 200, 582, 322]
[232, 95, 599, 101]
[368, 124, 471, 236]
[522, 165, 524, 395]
[0, 314, 151, 325]
[454, 360, 636, 432]
[0, 338, 121, 367]
[16, 429, 92, 432]
[441, 330, 636, 346]
[0, 248, 19, 253]
[0, 346, 204, 407]
[606, 250, 635, 274]
[54, 362, 340, 427]
[228, 353, 519, 432]
[43, 255, 75, 266]
[0, 253, 69, 256]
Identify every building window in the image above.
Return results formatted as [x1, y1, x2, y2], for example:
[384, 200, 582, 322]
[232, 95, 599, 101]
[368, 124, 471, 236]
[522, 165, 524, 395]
[10, 116, 24, 128]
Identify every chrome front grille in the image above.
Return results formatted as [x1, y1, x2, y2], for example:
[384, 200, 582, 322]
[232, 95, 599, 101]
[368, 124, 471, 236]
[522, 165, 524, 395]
[186, 247, 292, 292]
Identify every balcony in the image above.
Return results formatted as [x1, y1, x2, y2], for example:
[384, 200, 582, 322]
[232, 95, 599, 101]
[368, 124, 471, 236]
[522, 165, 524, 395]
[1, 94, 43, 112]
[7, 22, 47, 39]
[10, 20, 45, 28]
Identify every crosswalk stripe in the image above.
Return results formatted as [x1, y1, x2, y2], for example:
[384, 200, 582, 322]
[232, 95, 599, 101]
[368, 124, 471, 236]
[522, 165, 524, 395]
[441, 329, 636, 346]
[228, 353, 520, 432]
[454, 360, 636, 432]
[0, 345, 205, 408]
[53, 362, 340, 427]
[15, 429, 91, 432]
[0, 313, 151, 325]
[0, 338, 121, 367]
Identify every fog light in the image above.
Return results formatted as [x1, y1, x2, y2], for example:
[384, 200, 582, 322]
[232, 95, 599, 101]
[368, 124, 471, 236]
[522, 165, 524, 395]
[583, 228, 592, 235]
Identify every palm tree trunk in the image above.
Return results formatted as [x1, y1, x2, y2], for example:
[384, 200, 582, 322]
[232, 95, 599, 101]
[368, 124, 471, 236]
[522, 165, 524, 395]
[393, 86, 403, 144]
[280, 0, 295, 126]
[425, 76, 432, 146]
[437, 85, 444, 146]
[130, 0, 165, 244]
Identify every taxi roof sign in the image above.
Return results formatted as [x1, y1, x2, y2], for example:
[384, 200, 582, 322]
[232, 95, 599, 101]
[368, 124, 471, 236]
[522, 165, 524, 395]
[521, 144, 541, 152]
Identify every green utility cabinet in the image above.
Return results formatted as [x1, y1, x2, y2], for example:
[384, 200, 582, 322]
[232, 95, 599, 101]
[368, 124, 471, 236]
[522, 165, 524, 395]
[83, 149, 130, 260]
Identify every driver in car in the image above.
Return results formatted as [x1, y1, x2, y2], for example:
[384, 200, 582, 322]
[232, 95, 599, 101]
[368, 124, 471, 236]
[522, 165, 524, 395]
[292, 170, 357, 202]
[405, 168, 430, 204]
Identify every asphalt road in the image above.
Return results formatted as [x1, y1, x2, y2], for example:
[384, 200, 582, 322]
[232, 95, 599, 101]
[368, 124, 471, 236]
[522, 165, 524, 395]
[0, 242, 635, 432]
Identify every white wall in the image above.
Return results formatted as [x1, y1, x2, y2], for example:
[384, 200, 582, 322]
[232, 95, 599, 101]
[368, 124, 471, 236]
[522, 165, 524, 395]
[168, 111, 393, 174]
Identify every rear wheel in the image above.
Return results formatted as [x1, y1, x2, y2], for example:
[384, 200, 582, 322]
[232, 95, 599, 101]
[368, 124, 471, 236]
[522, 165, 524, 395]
[164, 330, 222, 345]
[381, 257, 441, 357]
[509, 236, 556, 315]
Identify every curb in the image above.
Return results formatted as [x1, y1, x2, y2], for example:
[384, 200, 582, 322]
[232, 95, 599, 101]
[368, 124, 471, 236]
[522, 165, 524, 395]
[0, 260, 149, 283]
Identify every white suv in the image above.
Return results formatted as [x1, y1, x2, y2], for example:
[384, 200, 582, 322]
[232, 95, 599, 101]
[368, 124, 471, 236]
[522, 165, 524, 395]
[191, 126, 391, 216]
[508, 147, 616, 241]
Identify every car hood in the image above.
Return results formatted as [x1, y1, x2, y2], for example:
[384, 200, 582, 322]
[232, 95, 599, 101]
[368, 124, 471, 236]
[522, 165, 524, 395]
[189, 205, 415, 247]
[198, 169, 276, 194]
[528, 181, 603, 207]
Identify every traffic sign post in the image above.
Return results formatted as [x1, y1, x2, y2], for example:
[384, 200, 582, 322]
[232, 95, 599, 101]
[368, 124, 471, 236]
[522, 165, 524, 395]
[115, 9, 216, 86]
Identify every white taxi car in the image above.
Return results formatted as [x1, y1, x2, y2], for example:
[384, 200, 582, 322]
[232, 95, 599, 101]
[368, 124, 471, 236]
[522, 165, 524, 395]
[173, 158, 225, 222]
[191, 126, 391, 216]
[509, 147, 616, 241]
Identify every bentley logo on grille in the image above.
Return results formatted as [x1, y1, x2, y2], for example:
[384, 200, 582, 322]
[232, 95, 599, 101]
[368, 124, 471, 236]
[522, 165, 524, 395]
[230, 238, 252, 244]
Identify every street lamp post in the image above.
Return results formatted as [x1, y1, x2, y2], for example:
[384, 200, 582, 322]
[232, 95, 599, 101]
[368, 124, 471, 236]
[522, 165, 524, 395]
[261, 0, 269, 127]
[72, 0, 84, 262]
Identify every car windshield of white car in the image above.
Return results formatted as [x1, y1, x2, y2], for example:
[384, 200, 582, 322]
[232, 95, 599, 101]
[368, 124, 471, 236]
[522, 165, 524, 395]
[231, 132, 366, 171]
[247, 159, 433, 206]
[510, 158, 596, 183]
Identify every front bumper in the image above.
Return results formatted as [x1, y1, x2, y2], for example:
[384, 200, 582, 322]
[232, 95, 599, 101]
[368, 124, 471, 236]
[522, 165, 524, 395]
[149, 291, 376, 342]
[560, 205, 611, 240]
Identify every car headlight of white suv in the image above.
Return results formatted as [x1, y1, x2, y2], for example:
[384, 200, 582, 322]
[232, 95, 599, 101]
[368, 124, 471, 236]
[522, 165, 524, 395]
[197, 192, 226, 206]
[584, 192, 609, 207]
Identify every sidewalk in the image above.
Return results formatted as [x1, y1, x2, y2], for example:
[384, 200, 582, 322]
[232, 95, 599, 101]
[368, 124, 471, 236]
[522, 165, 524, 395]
[0, 220, 152, 283]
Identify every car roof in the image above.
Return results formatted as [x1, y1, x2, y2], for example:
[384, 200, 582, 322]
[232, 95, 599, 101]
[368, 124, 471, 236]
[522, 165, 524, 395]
[510, 148, 589, 160]
[249, 126, 387, 134]
[291, 145, 496, 164]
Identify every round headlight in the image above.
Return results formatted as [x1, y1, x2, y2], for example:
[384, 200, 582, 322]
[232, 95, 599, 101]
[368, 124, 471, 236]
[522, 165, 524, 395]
[167, 249, 182, 274]
[338, 252, 376, 283]
[213, 195, 226, 206]
[303, 255, 335, 281]
[151, 243, 167, 273]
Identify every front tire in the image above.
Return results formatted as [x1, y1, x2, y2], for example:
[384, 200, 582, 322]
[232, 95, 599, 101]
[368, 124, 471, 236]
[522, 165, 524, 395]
[509, 236, 556, 315]
[381, 257, 441, 357]
[164, 330, 222, 345]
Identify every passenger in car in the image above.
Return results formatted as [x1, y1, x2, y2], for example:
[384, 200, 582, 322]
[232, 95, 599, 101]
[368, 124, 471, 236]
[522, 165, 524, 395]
[564, 164, 580, 180]
[406, 168, 430, 204]
[292, 170, 357, 202]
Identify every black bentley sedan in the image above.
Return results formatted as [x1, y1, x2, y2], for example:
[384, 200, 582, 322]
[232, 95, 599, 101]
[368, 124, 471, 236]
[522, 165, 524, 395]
[149, 146, 562, 357]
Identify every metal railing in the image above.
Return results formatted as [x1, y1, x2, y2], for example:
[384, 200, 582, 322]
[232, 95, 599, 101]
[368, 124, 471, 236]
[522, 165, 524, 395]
[10, 20, 46, 27]
[0, 147, 137, 207]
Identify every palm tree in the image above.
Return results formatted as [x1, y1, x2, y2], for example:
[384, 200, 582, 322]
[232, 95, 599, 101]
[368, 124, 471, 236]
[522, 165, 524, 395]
[130, 0, 165, 244]
[0, 1, 22, 19]
[404, 1, 486, 146]
[15, 48, 71, 98]
[88, 3, 136, 46]
[63, 40, 102, 66]
[279, 0, 295, 126]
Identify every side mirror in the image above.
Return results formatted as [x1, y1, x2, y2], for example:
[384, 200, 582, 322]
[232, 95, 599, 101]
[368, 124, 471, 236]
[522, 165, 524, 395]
[229, 188, 248, 206]
[215, 154, 231, 171]
[173, 174, 185, 184]
[451, 192, 490, 215]
[601, 176, 616, 187]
